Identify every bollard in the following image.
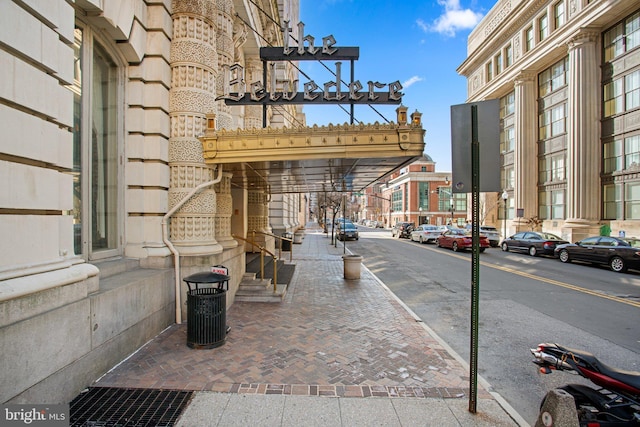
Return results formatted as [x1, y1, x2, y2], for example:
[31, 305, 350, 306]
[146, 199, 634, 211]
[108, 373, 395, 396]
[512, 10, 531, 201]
[535, 388, 579, 427]
[342, 254, 363, 280]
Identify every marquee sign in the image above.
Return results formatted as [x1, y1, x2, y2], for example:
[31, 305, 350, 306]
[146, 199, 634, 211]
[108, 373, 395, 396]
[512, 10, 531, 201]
[219, 21, 403, 105]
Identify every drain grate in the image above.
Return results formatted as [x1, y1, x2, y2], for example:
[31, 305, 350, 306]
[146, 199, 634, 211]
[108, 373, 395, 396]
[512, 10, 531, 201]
[69, 387, 193, 427]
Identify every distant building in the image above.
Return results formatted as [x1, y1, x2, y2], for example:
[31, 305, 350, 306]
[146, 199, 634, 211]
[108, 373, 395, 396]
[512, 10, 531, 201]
[458, 0, 640, 241]
[374, 155, 465, 227]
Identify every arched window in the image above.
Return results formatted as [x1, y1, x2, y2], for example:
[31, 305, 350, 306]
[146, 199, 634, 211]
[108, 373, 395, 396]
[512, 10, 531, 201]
[71, 24, 122, 259]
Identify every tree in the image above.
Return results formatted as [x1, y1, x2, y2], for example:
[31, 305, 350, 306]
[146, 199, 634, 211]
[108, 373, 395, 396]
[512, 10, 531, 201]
[525, 215, 543, 231]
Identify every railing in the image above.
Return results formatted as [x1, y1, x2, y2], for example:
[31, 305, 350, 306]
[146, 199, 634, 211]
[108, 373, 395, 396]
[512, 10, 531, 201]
[251, 230, 294, 262]
[232, 234, 279, 293]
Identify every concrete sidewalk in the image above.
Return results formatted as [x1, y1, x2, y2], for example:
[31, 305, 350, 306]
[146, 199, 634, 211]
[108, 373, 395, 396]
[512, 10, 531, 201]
[94, 223, 528, 426]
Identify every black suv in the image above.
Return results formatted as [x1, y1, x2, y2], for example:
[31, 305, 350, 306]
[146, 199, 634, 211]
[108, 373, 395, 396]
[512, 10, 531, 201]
[391, 222, 414, 238]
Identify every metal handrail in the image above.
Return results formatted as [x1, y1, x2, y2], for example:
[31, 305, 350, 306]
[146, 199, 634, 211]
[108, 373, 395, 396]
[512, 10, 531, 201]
[251, 230, 293, 262]
[232, 234, 278, 293]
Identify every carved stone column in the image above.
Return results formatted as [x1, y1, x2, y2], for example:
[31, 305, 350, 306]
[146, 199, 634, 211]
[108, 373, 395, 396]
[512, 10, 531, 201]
[215, 172, 237, 249]
[248, 189, 273, 252]
[514, 72, 538, 227]
[216, 0, 235, 130]
[563, 30, 601, 241]
[169, 1, 222, 255]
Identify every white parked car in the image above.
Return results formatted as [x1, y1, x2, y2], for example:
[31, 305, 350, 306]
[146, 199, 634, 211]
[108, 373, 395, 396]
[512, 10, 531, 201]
[410, 224, 443, 244]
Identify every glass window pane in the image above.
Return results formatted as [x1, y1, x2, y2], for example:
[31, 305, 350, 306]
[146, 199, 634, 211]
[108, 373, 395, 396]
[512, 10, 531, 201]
[91, 42, 119, 251]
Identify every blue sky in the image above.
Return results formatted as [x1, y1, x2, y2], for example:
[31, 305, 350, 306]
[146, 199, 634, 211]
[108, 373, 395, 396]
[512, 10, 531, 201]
[297, 0, 496, 172]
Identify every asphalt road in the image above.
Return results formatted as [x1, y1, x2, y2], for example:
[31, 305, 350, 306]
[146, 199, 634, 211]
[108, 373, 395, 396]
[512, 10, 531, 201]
[342, 226, 640, 425]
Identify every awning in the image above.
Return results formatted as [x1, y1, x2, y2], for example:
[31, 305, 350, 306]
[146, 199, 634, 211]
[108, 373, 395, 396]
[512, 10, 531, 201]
[200, 114, 425, 194]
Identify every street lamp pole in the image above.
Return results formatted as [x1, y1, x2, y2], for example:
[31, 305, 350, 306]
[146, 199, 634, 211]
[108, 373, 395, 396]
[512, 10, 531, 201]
[502, 190, 508, 242]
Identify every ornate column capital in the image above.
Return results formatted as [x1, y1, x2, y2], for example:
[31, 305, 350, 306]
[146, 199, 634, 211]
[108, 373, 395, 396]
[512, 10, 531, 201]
[566, 28, 600, 49]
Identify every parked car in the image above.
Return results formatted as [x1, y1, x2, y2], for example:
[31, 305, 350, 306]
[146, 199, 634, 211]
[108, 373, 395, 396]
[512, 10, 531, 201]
[336, 222, 359, 241]
[391, 222, 414, 238]
[501, 231, 569, 256]
[555, 236, 640, 273]
[410, 224, 443, 244]
[436, 228, 489, 252]
[465, 224, 501, 247]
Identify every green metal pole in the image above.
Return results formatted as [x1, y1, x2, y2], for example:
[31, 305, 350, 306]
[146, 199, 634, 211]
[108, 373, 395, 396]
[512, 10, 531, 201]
[469, 105, 480, 414]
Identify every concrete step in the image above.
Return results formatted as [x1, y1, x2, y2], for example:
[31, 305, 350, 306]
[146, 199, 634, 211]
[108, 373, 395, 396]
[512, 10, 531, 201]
[235, 281, 287, 303]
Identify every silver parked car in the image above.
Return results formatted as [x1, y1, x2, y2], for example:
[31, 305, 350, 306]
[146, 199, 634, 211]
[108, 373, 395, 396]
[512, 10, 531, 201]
[410, 224, 442, 244]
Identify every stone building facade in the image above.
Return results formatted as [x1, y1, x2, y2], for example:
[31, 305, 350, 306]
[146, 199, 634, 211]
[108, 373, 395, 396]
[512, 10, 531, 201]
[0, 0, 304, 404]
[458, 0, 640, 241]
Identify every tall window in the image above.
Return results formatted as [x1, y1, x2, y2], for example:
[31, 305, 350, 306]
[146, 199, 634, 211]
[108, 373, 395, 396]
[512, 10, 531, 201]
[72, 25, 121, 259]
[501, 125, 515, 152]
[604, 12, 640, 62]
[625, 135, 640, 168]
[505, 45, 513, 68]
[539, 154, 566, 183]
[539, 104, 566, 139]
[604, 182, 640, 220]
[418, 182, 429, 210]
[486, 61, 493, 82]
[626, 70, 640, 110]
[495, 52, 503, 75]
[539, 190, 565, 219]
[525, 26, 534, 52]
[554, 2, 565, 29]
[603, 139, 623, 173]
[392, 189, 402, 213]
[539, 14, 549, 42]
[500, 91, 515, 118]
[604, 79, 624, 116]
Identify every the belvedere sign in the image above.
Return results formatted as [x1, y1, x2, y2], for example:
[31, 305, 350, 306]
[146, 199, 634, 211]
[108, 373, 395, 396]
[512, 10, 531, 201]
[219, 21, 402, 105]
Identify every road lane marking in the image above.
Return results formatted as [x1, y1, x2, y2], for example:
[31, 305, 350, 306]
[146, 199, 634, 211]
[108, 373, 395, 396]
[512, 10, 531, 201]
[420, 245, 640, 309]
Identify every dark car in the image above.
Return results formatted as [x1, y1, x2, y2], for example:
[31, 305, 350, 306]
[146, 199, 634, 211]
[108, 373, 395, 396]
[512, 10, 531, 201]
[554, 236, 640, 273]
[391, 222, 414, 238]
[436, 228, 489, 252]
[501, 231, 569, 256]
[336, 222, 359, 241]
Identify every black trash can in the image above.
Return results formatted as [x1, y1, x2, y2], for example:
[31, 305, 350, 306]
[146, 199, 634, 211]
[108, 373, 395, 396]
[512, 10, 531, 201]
[281, 232, 292, 251]
[184, 272, 229, 349]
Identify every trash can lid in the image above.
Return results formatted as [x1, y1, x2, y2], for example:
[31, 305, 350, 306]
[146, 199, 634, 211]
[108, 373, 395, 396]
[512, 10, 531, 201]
[183, 271, 230, 284]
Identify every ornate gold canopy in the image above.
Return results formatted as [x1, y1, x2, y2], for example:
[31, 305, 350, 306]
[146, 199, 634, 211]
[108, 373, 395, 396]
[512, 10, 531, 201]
[199, 110, 425, 194]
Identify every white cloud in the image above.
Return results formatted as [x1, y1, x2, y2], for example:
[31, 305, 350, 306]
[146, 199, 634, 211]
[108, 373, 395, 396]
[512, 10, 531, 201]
[403, 76, 423, 88]
[419, 0, 484, 37]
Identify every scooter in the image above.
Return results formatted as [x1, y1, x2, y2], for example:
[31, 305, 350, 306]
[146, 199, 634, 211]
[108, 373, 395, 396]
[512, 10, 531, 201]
[531, 343, 640, 426]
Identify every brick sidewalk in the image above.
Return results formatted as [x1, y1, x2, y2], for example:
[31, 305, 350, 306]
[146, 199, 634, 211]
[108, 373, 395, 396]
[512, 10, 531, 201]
[95, 224, 488, 400]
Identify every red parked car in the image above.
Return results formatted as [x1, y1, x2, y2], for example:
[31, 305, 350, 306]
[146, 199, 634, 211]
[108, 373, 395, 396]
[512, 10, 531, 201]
[436, 228, 490, 252]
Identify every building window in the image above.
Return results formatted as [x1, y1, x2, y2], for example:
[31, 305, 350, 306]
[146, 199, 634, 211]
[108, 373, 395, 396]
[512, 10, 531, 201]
[626, 70, 640, 110]
[418, 182, 429, 209]
[539, 153, 566, 183]
[625, 135, 640, 168]
[495, 52, 503, 75]
[603, 138, 623, 173]
[72, 25, 122, 259]
[486, 61, 493, 82]
[604, 12, 640, 62]
[603, 184, 621, 219]
[438, 187, 452, 211]
[626, 182, 640, 219]
[525, 26, 534, 52]
[501, 125, 515, 152]
[604, 78, 624, 117]
[539, 103, 566, 139]
[539, 14, 549, 42]
[502, 166, 515, 189]
[392, 189, 402, 213]
[539, 189, 565, 219]
[539, 57, 568, 97]
[505, 45, 513, 68]
[554, 1, 565, 30]
[500, 91, 515, 118]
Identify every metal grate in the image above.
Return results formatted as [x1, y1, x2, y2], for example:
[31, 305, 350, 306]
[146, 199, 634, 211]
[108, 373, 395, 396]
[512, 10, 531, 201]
[70, 387, 193, 427]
